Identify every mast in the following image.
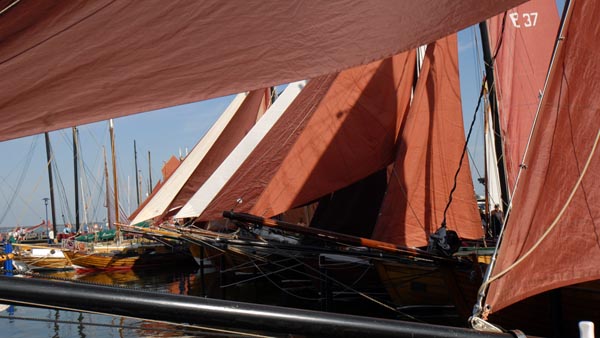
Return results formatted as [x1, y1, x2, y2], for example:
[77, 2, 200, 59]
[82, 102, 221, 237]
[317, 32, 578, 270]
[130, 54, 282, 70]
[44, 132, 57, 236]
[80, 177, 88, 227]
[103, 147, 112, 228]
[148, 151, 153, 194]
[72, 127, 80, 232]
[478, 21, 509, 209]
[109, 119, 119, 224]
[134, 140, 140, 206]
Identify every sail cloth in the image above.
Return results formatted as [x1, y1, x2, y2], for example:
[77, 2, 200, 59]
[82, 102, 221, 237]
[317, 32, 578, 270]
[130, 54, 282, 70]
[175, 81, 308, 219]
[129, 89, 271, 224]
[485, 107, 504, 211]
[487, 0, 560, 193]
[487, 0, 600, 312]
[372, 34, 482, 248]
[129, 155, 182, 223]
[0, 0, 526, 142]
[177, 51, 417, 221]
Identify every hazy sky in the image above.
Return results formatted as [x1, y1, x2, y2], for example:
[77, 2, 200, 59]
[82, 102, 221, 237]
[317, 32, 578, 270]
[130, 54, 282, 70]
[0, 0, 565, 227]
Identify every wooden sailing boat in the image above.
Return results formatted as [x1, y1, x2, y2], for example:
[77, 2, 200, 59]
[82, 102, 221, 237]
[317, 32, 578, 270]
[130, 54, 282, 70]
[65, 121, 194, 271]
[11, 131, 72, 269]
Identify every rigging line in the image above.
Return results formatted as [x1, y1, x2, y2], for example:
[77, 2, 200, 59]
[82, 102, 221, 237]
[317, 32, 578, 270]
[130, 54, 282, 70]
[292, 253, 405, 315]
[467, 147, 483, 183]
[440, 80, 486, 228]
[0, 297, 270, 338]
[0, 136, 38, 224]
[250, 260, 321, 302]
[0, 0, 19, 16]
[0, 315, 238, 338]
[478, 125, 600, 297]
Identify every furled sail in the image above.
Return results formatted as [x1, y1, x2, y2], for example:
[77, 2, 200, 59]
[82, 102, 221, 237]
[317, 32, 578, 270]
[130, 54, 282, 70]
[486, 0, 600, 311]
[177, 51, 416, 221]
[371, 34, 482, 247]
[487, 0, 560, 193]
[0, 0, 526, 142]
[130, 89, 271, 224]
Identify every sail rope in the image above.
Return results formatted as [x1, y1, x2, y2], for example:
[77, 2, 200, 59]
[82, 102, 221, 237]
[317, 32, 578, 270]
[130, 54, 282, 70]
[478, 125, 600, 297]
[0, 136, 39, 224]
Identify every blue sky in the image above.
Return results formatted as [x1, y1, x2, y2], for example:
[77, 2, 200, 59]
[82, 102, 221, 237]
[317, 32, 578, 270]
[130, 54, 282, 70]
[0, 1, 565, 226]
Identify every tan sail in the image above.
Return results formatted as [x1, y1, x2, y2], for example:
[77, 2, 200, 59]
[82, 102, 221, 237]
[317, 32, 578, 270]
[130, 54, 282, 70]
[486, 0, 600, 312]
[0, 0, 525, 142]
[184, 52, 416, 221]
[487, 0, 560, 193]
[372, 34, 482, 247]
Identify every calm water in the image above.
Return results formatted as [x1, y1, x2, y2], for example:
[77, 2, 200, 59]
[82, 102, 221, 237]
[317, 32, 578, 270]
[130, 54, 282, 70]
[0, 260, 397, 337]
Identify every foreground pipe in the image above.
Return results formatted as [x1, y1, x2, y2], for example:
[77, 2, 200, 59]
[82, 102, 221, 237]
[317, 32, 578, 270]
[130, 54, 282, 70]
[0, 276, 526, 337]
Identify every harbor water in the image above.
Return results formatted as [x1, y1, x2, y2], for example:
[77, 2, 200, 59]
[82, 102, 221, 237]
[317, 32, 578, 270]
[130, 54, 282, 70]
[0, 260, 400, 337]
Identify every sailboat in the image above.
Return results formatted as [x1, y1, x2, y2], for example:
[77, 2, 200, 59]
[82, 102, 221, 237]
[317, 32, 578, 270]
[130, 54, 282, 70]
[64, 122, 195, 271]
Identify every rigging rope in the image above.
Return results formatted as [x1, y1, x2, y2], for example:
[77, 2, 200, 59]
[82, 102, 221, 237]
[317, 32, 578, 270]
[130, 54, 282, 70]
[0, 136, 39, 224]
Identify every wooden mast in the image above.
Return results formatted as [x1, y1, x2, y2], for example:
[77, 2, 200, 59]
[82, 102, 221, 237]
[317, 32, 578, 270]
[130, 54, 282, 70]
[103, 147, 112, 228]
[109, 119, 119, 224]
[44, 132, 58, 236]
[72, 127, 80, 232]
[478, 21, 509, 209]
[134, 140, 140, 207]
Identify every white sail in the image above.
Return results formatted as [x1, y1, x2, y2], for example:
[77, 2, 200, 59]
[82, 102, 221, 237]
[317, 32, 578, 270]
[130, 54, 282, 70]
[130, 93, 248, 224]
[485, 106, 503, 212]
[175, 81, 306, 219]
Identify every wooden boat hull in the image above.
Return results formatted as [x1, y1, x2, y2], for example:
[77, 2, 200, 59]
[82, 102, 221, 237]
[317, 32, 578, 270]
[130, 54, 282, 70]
[13, 245, 72, 270]
[374, 255, 483, 324]
[64, 246, 194, 271]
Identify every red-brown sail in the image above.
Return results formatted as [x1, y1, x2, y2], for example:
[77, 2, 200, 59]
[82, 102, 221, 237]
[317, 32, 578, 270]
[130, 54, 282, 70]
[487, 0, 560, 193]
[0, 0, 525, 142]
[371, 34, 482, 247]
[486, 0, 600, 311]
[190, 52, 416, 221]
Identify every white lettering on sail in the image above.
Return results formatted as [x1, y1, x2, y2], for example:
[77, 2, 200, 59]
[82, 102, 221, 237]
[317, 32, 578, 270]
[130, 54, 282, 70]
[509, 12, 538, 28]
